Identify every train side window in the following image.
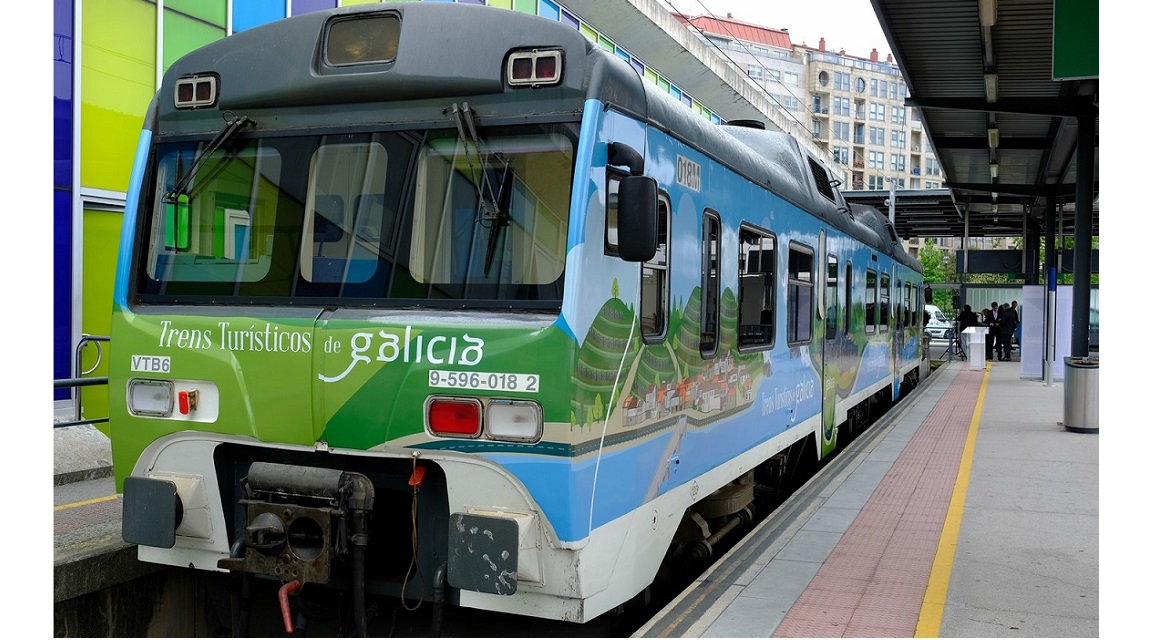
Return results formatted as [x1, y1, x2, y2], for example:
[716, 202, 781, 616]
[865, 269, 877, 334]
[737, 225, 776, 350]
[895, 278, 903, 330]
[826, 255, 838, 339]
[700, 210, 721, 357]
[844, 262, 853, 335]
[903, 281, 911, 328]
[787, 242, 814, 344]
[640, 195, 670, 341]
[880, 272, 890, 332]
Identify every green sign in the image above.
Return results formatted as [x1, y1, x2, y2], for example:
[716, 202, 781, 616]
[1053, 0, 1099, 79]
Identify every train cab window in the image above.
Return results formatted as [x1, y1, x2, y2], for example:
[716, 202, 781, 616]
[640, 195, 671, 341]
[737, 225, 776, 350]
[865, 269, 877, 334]
[826, 255, 838, 340]
[700, 211, 721, 357]
[787, 242, 814, 344]
[879, 272, 890, 332]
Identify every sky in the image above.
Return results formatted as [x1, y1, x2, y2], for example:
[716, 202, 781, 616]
[656, 0, 892, 61]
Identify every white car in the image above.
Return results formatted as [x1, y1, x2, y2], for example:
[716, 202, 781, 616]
[924, 304, 953, 340]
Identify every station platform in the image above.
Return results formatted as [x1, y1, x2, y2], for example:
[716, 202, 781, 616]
[634, 358, 1101, 638]
[54, 359, 1102, 636]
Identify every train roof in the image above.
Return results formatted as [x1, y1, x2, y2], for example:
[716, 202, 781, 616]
[150, 2, 918, 273]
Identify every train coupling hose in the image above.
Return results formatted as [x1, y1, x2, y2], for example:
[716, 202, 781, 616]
[278, 579, 303, 634]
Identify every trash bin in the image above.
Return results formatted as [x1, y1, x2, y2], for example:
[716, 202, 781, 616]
[963, 327, 987, 370]
[1063, 356, 1098, 433]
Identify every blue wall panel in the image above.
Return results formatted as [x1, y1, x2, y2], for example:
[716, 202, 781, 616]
[54, 0, 74, 398]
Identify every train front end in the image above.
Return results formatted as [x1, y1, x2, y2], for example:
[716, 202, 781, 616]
[109, 3, 657, 627]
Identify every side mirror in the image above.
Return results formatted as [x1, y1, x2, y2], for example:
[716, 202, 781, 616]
[616, 175, 657, 262]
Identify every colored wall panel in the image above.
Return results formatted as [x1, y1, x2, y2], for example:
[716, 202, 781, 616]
[488, 0, 513, 9]
[233, 0, 286, 32]
[54, 186, 73, 399]
[513, 0, 536, 14]
[293, 0, 338, 15]
[54, 0, 73, 188]
[163, 11, 225, 71]
[80, 208, 123, 430]
[166, 0, 226, 26]
[54, 0, 75, 396]
[538, 0, 559, 20]
[81, 0, 155, 192]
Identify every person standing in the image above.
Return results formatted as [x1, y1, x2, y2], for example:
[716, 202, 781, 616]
[1011, 300, 1021, 353]
[985, 302, 1000, 361]
[998, 301, 1019, 361]
[957, 304, 980, 359]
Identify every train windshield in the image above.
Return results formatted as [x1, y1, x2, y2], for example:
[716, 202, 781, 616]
[138, 123, 574, 306]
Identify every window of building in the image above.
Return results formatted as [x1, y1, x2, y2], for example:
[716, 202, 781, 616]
[867, 175, 885, 190]
[855, 77, 866, 92]
[833, 145, 850, 165]
[700, 210, 720, 357]
[891, 106, 906, 125]
[890, 153, 906, 171]
[926, 157, 941, 176]
[747, 64, 763, 80]
[868, 150, 885, 170]
[640, 195, 670, 341]
[784, 71, 799, 86]
[833, 96, 851, 116]
[737, 225, 776, 350]
[834, 121, 850, 141]
[788, 243, 814, 344]
[835, 71, 850, 91]
[766, 68, 782, 83]
[868, 126, 886, 146]
[869, 103, 886, 122]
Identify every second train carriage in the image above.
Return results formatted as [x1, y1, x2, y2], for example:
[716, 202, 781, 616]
[110, 2, 926, 630]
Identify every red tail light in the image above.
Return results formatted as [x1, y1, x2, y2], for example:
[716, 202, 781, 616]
[427, 397, 482, 438]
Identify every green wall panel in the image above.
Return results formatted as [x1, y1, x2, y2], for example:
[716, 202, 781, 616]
[81, 209, 123, 434]
[166, 0, 226, 27]
[164, 11, 226, 71]
[81, 0, 155, 192]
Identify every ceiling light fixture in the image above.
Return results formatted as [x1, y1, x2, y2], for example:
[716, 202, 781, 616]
[984, 72, 999, 103]
[987, 127, 1000, 149]
[980, 0, 998, 28]
[989, 161, 998, 180]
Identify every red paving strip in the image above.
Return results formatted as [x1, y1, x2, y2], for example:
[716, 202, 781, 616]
[773, 369, 984, 638]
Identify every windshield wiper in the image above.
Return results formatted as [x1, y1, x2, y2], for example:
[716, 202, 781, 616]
[450, 102, 512, 275]
[164, 113, 254, 203]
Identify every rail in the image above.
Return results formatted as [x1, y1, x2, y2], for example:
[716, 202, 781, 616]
[54, 334, 109, 429]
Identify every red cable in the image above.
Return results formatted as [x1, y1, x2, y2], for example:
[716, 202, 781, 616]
[278, 580, 303, 634]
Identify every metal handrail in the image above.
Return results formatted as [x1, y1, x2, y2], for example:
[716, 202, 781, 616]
[56, 335, 110, 429]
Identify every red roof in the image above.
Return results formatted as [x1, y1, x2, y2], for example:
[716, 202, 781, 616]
[674, 13, 793, 50]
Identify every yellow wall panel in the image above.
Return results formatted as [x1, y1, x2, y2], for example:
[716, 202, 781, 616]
[81, 0, 156, 192]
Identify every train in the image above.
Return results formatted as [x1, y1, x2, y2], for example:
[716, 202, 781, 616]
[109, 2, 926, 635]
